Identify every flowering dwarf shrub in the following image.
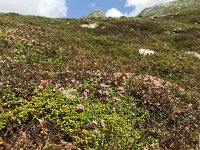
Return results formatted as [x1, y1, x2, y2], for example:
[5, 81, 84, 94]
[0, 77, 158, 150]
[130, 74, 200, 149]
[0, 72, 199, 149]
[0, 12, 200, 150]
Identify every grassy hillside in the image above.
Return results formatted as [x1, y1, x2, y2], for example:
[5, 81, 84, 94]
[0, 11, 200, 150]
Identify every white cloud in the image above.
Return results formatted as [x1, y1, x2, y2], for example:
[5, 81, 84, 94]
[106, 8, 124, 18]
[0, 0, 67, 18]
[125, 0, 175, 16]
[106, 0, 174, 18]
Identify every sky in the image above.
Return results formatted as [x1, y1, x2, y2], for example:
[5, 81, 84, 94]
[0, 0, 175, 18]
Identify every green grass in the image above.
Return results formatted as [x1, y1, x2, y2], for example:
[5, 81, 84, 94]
[0, 11, 200, 149]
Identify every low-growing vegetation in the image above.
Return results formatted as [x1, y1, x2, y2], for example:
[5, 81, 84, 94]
[0, 9, 200, 150]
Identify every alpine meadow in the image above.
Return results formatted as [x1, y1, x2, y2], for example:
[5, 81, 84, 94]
[0, 0, 200, 149]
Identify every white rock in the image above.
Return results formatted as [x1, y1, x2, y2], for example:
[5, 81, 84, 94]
[139, 49, 155, 56]
[80, 23, 98, 29]
[185, 52, 200, 59]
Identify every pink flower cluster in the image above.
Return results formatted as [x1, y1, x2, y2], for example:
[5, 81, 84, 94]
[40, 80, 49, 87]
[118, 87, 125, 93]
[113, 72, 123, 78]
[100, 83, 110, 88]
[55, 83, 62, 89]
[54, 83, 66, 93]
[113, 97, 121, 102]
[71, 79, 76, 83]
[92, 120, 98, 126]
[81, 89, 90, 99]
[71, 79, 82, 86]
[70, 79, 89, 99]
[113, 72, 133, 79]
[139, 75, 163, 88]
[100, 120, 105, 128]
[91, 120, 105, 128]
[77, 104, 85, 111]
[84, 70, 108, 77]
[98, 90, 109, 96]
[37, 80, 50, 90]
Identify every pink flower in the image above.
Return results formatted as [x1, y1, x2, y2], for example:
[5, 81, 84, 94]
[153, 80, 162, 88]
[150, 144, 155, 149]
[98, 90, 109, 96]
[125, 73, 132, 78]
[113, 97, 121, 102]
[86, 70, 91, 74]
[100, 83, 110, 88]
[114, 72, 122, 78]
[96, 70, 101, 76]
[85, 89, 90, 93]
[100, 120, 105, 128]
[144, 76, 149, 81]
[96, 70, 101, 73]
[77, 104, 85, 110]
[118, 87, 125, 93]
[112, 107, 116, 112]
[143, 75, 154, 81]
[71, 79, 76, 83]
[79, 84, 83, 88]
[188, 103, 193, 108]
[102, 90, 109, 96]
[118, 87, 124, 91]
[92, 120, 98, 126]
[40, 80, 49, 87]
[38, 80, 49, 89]
[119, 94, 123, 97]
[103, 72, 107, 76]
[83, 91, 88, 97]
[98, 90, 103, 95]
[55, 83, 62, 89]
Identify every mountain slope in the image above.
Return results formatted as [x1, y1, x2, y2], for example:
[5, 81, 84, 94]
[0, 10, 200, 150]
[139, 0, 200, 18]
[87, 9, 106, 18]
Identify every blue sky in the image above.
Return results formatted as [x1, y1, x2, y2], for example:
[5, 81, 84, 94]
[0, 0, 174, 18]
[67, 0, 133, 18]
